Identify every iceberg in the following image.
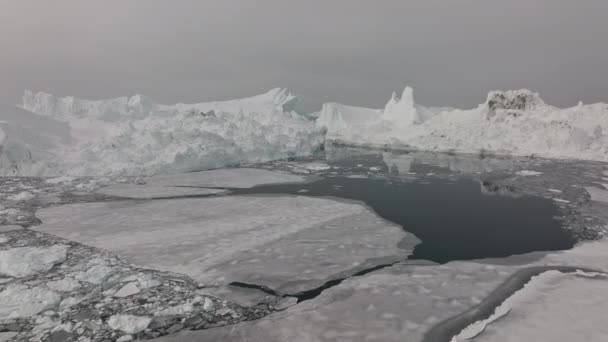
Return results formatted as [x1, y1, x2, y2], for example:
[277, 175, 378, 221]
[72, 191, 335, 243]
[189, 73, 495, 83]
[317, 87, 608, 161]
[0, 89, 324, 176]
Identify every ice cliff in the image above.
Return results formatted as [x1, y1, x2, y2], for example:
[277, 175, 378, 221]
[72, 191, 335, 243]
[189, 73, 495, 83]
[317, 87, 608, 161]
[0, 88, 324, 176]
[1, 86, 607, 176]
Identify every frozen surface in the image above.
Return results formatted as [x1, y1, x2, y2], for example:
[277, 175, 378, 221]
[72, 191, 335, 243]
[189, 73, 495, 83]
[97, 168, 305, 198]
[317, 87, 608, 161]
[0, 284, 61, 320]
[95, 185, 223, 199]
[107, 315, 151, 334]
[149, 261, 512, 342]
[515, 170, 542, 177]
[455, 271, 608, 342]
[34, 195, 416, 294]
[0, 245, 67, 278]
[146, 180, 608, 342]
[0, 89, 324, 176]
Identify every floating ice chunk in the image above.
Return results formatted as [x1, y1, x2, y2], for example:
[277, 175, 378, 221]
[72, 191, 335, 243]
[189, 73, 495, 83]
[0, 225, 22, 233]
[0, 245, 67, 278]
[7, 191, 35, 202]
[107, 315, 151, 334]
[0, 332, 18, 341]
[96, 168, 304, 199]
[0, 285, 61, 319]
[45, 176, 77, 184]
[452, 271, 608, 342]
[585, 186, 608, 203]
[60, 296, 84, 309]
[74, 262, 114, 284]
[46, 278, 80, 292]
[154, 302, 195, 317]
[516, 170, 542, 176]
[97, 185, 224, 199]
[113, 282, 140, 298]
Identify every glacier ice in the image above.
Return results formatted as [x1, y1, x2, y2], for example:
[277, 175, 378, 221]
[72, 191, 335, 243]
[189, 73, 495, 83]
[0, 88, 324, 176]
[317, 87, 608, 161]
[2, 86, 608, 176]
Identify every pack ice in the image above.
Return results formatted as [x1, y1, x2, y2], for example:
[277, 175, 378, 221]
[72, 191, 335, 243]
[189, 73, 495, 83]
[317, 87, 608, 161]
[0, 88, 324, 176]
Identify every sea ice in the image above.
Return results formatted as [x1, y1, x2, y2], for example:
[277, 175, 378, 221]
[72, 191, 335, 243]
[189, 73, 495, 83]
[107, 314, 152, 334]
[0, 245, 67, 278]
[34, 195, 416, 294]
[453, 271, 608, 342]
[96, 168, 305, 198]
[0, 284, 61, 320]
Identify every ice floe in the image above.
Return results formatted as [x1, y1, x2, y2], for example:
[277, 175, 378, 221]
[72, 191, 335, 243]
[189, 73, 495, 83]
[96, 168, 305, 198]
[34, 195, 417, 294]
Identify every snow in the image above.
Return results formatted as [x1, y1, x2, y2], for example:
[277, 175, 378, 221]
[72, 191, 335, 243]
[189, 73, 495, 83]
[0, 284, 61, 320]
[0, 245, 67, 278]
[454, 271, 608, 342]
[107, 314, 151, 334]
[34, 195, 417, 294]
[154, 302, 195, 317]
[1, 88, 324, 176]
[96, 168, 304, 198]
[317, 87, 608, 161]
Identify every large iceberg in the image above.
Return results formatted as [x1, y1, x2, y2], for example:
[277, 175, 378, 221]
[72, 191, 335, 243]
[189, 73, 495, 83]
[2, 85, 608, 176]
[317, 87, 608, 161]
[0, 88, 324, 176]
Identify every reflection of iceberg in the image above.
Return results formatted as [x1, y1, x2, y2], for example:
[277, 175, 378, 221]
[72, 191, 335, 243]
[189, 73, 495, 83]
[479, 181, 522, 198]
[381, 151, 521, 175]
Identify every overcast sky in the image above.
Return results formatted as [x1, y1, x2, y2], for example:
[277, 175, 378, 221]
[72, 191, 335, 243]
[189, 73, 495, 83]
[1, 0, 607, 111]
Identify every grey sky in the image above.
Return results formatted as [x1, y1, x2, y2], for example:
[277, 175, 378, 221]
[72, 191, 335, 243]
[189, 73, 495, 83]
[1, 0, 607, 111]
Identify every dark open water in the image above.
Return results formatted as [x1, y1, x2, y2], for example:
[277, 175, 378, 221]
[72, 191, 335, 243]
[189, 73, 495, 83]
[233, 176, 574, 263]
